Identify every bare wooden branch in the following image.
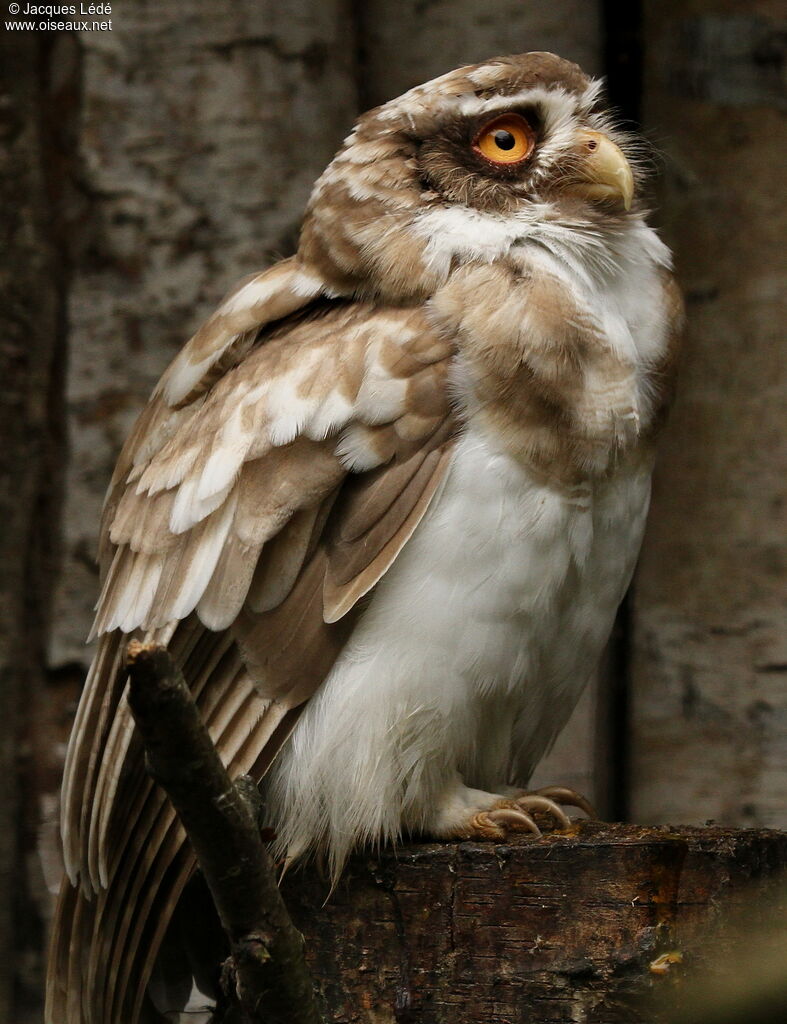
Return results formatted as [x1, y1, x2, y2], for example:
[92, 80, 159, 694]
[124, 640, 323, 1024]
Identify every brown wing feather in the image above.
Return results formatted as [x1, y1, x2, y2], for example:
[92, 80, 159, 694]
[60, 631, 126, 883]
[47, 264, 457, 1024]
[324, 428, 455, 622]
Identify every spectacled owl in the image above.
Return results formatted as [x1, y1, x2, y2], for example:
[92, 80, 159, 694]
[46, 51, 683, 1024]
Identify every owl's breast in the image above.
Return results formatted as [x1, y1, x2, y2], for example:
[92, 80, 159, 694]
[383, 424, 653, 688]
[313, 424, 652, 775]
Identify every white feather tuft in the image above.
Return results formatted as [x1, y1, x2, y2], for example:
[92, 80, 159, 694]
[335, 424, 389, 472]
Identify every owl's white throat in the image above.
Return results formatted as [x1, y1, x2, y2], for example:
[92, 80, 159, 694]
[415, 204, 670, 290]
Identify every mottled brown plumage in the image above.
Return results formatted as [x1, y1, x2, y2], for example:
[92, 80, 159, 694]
[47, 52, 683, 1024]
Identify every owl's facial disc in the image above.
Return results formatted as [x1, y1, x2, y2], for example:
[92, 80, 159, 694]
[567, 130, 634, 211]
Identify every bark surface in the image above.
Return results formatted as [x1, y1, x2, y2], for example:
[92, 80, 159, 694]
[282, 822, 787, 1024]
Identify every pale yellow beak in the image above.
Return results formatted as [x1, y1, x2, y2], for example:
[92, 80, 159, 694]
[570, 130, 634, 211]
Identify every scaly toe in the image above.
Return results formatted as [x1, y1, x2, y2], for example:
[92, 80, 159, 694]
[469, 807, 542, 840]
[467, 811, 506, 840]
[488, 806, 541, 836]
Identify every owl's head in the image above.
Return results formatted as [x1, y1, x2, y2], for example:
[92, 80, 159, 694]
[299, 52, 642, 300]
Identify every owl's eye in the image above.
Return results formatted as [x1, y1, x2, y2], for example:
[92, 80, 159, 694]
[473, 114, 535, 166]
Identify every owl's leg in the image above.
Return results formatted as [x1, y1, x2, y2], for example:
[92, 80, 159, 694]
[425, 776, 576, 842]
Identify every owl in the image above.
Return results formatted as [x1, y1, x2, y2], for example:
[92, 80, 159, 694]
[46, 52, 683, 1023]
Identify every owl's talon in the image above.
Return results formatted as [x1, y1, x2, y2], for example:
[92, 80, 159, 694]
[514, 794, 572, 830]
[533, 786, 596, 819]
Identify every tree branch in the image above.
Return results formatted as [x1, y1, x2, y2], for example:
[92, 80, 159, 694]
[125, 640, 323, 1024]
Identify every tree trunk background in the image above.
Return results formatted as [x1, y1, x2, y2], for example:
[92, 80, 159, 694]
[630, 0, 787, 827]
[0, 33, 69, 1023]
[0, 2, 784, 1021]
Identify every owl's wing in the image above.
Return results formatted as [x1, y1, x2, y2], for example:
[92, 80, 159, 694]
[47, 258, 455, 1024]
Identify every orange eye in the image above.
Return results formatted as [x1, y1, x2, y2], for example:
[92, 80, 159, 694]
[473, 114, 535, 165]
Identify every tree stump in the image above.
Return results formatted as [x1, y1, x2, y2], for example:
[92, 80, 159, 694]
[281, 821, 787, 1023]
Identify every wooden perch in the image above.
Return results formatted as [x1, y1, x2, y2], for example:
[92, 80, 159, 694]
[124, 641, 323, 1024]
[281, 821, 787, 1023]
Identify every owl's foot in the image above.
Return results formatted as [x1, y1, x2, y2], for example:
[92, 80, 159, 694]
[473, 786, 596, 839]
[427, 780, 581, 842]
[461, 804, 541, 841]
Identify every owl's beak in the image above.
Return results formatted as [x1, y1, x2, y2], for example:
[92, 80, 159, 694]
[570, 131, 634, 211]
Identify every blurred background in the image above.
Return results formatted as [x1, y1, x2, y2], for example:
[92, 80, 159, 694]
[0, 1, 784, 1020]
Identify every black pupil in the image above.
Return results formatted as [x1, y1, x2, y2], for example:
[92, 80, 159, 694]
[493, 129, 516, 151]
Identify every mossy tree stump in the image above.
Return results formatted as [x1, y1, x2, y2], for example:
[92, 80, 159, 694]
[281, 822, 787, 1023]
